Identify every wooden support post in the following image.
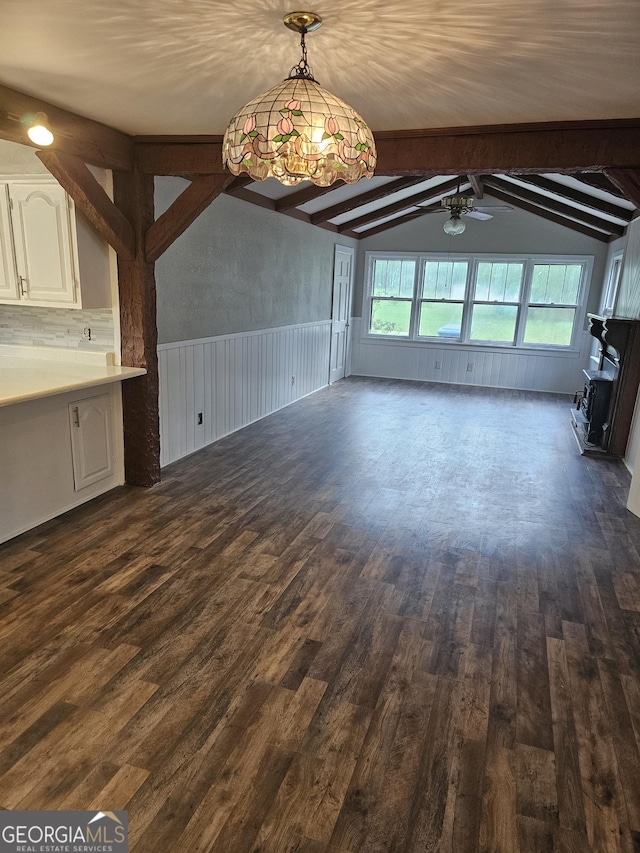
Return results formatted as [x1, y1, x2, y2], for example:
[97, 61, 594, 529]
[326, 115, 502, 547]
[468, 174, 484, 198]
[113, 169, 160, 487]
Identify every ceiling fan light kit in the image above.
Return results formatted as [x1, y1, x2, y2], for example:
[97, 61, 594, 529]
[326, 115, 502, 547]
[222, 11, 377, 187]
[443, 213, 466, 236]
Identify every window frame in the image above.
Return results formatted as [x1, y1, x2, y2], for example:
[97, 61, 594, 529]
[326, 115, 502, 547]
[363, 251, 593, 352]
[367, 255, 419, 339]
[600, 250, 624, 317]
[467, 258, 527, 346]
[416, 257, 472, 342]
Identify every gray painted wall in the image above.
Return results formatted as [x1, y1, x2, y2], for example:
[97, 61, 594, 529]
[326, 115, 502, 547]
[0, 139, 50, 174]
[155, 177, 356, 344]
[352, 193, 609, 320]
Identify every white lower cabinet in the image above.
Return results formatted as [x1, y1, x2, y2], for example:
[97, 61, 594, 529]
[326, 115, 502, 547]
[68, 393, 115, 490]
[1, 384, 125, 544]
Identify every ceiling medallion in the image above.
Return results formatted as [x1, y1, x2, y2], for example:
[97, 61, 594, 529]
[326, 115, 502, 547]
[222, 11, 377, 187]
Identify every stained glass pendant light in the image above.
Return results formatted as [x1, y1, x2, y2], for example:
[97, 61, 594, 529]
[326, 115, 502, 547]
[222, 11, 376, 187]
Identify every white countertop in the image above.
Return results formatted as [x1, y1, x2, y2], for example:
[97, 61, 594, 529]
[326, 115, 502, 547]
[0, 345, 147, 407]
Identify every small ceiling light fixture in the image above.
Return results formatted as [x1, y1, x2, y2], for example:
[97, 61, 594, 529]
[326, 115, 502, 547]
[443, 212, 466, 236]
[222, 11, 376, 187]
[26, 112, 54, 147]
[442, 193, 474, 236]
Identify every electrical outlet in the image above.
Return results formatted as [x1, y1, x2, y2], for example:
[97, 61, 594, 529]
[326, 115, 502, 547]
[434, 360, 442, 369]
[197, 412, 203, 425]
[291, 375, 296, 385]
[82, 327, 91, 341]
[466, 363, 474, 372]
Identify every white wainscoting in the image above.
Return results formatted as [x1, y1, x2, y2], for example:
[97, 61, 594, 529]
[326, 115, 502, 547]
[158, 321, 331, 467]
[350, 317, 591, 395]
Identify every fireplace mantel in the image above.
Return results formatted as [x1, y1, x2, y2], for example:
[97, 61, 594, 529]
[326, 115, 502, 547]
[585, 314, 640, 456]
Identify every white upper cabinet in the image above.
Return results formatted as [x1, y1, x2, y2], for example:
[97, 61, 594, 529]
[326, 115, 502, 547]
[0, 185, 19, 301]
[0, 179, 112, 310]
[9, 182, 77, 305]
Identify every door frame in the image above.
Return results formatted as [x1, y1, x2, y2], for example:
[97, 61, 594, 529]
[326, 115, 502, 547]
[329, 244, 355, 385]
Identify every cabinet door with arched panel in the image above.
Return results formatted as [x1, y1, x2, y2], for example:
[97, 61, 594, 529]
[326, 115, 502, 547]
[9, 182, 77, 305]
[68, 393, 115, 490]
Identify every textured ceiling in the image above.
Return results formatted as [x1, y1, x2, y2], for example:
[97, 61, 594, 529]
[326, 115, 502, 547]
[0, 0, 639, 136]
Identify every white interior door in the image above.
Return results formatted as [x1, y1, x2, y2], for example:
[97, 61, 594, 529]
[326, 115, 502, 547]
[329, 245, 354, 384]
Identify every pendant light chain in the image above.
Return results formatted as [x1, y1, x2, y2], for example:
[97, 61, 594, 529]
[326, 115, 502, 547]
[289, 29, 316, 81]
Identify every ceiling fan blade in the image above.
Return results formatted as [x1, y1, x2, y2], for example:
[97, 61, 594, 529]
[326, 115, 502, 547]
[467, 211, 493, 220]
[474, 205, 513, 213]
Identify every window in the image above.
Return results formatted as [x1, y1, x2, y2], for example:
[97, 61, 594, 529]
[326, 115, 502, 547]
[601, 252, 623, 317]
[369, 258, 416, 337]
[523, 263, 582, 347]
[418, 261, 468, 340]
[470, 262, 524, 344]
[364, 252, 592, 350]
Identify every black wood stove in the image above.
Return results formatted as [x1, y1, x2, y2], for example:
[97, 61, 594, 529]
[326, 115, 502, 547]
[571, 314, 640, 456]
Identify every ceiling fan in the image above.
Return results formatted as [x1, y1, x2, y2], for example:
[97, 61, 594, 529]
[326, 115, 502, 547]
[409, 187, 513, 235]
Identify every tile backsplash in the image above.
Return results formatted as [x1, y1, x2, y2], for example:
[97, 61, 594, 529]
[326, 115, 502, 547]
[0, 305, 116, 352]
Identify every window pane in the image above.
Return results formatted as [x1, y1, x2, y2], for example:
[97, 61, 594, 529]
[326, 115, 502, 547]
[422, 261, 467, 299]
[470, 305, 517, 342]
[372, 259, 415, 297]
[419, 302, 463, 338]
[476, 262, 523, 301]
[370, 299, 412, 336]
[530, 264, 581, 304]
[524, 307, 576, 346]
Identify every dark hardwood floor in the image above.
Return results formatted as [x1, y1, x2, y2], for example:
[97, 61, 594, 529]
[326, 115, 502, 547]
[1, 377, 640, 852]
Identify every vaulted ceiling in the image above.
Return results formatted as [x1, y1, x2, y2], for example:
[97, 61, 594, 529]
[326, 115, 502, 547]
[223, 171, 636, 242]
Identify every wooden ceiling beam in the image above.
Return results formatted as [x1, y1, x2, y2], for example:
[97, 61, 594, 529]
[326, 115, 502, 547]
[484, 177, 623, 236]
[572, 172, 626, 198]
[275, 182, 343, 212]
[222, 185, 331, 229]
[483, 184, 610, 242]
[603, 169, 640, 210]
[338, 177, 465, 233]
[225, 175, 254, 194]
[309, 177, 429, 225]
[467, 174, 484, 198]
[374, 119, 640, 175]
[512, 174, 633, 220]
[0, 84, 133, 170]
[350, 202, 443, 239]
[146, 174, 233, 263]
[36, 149, 135, 260]
[136, 141, 225, 176]
[133, 120, 640, 178]
[227, 187, 277, 211]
